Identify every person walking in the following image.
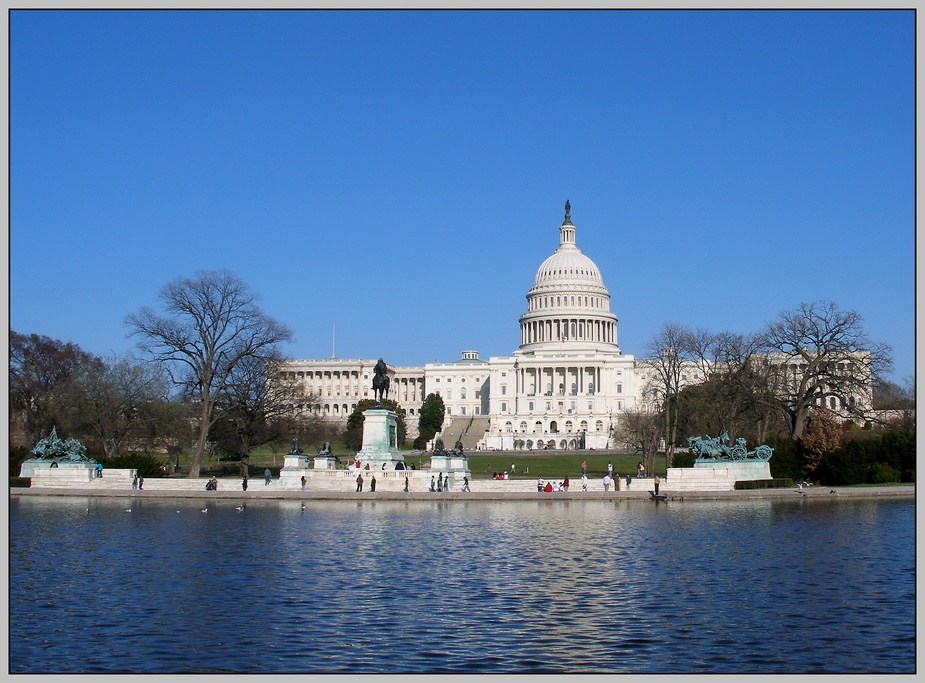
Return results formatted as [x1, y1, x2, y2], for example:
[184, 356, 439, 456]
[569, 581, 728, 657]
[404, 476, 410, 493]
[138, 477, 144, 490]
[429, 475, 436, 492]
[580, 473, 588, 492]
[301, 475, 306, 492]
[463, 476, 471, 492]
[437, 472, 443, 492]
[355, 473, 364, 492]
[370, 475, 377, 492]
[264, 468, 271, 486]
[654, 474, 661, 495]
[132, 476, 138, 491]
[241, 475, 248, 491]
[603, 474, 612, 492]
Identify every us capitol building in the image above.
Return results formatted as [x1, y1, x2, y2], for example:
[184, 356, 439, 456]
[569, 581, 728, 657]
[277, 202, 665, 451]
[277, 202, 871, 451]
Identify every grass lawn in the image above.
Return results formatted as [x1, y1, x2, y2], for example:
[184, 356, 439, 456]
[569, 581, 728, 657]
[168, 438, 668, 480]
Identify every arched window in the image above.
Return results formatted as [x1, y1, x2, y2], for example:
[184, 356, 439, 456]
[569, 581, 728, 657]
[504, 422, 513, 433]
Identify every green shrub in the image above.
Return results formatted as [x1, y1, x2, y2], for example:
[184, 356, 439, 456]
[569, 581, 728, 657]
[767, 439, 804, 481]
[102, 452, 166, 478]
[735, 478, 794, 490]
[9, 476, 31, 488]
[870, 462, 900, 484]
[9, 446, 31, 477]
[818, 429, 915, 485]
[671, 451, 695, 468]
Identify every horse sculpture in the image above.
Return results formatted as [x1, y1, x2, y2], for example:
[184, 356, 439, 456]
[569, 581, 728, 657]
[372, 358, 390, 402]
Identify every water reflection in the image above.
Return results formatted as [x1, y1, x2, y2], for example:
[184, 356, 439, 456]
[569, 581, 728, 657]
[10, 496, 915, 674]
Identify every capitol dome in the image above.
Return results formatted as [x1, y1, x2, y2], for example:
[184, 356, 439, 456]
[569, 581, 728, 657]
[518, 202, 620, 352]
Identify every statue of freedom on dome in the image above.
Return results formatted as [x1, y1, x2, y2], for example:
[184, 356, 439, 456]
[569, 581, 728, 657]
[564, 199, 571, 221]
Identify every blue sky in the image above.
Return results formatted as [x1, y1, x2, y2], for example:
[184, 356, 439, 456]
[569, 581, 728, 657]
[9, 9, 916, 385]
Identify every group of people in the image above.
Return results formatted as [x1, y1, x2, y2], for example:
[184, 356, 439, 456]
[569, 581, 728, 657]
[537, 476, 570, 493]
[131, 475, 144, 490]
[353, 472, 466, 493]
[355, 473, 376, 492]
[204, 476, 219, 491]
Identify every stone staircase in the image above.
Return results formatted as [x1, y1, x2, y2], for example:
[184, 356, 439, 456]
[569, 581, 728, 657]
[439, 416, 491, 451]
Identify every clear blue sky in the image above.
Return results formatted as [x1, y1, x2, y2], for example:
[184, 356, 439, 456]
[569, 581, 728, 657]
[9, 9, 916, 386]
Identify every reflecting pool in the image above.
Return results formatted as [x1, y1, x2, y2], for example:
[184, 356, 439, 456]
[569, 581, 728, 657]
[9, 495, 915, 673]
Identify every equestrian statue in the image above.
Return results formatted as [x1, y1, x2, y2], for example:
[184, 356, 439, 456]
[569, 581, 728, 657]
[372, 357, 391, 403]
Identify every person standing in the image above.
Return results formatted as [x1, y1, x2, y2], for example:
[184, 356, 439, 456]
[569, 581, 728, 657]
[138, 477, 144, 490]
[654, 474, 661, 495]
[132, 475, 138, 491]
[437, 472, 443, 492]
[537, 476, 544, 492]
[355, 473, 364, 492]
[301, 475, 306, 492]
[242, 475, 248, 491]
[603, 474, 612, 492]
[581, 460, 587, 476]
[96, 462, 103, 478]
[264, 468, 271, 486]
[580, 473, 588, 492]
[429, 475, 436, 492]
[404, 476, 410, 493]
[607, 461, 613, 478]
[563, 476, 570, 492]
[370, 475, 376, 492]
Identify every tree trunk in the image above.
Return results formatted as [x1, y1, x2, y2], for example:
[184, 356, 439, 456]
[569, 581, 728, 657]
[190, 401, 211, 478]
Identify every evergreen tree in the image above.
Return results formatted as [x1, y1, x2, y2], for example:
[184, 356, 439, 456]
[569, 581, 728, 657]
[415, 393, 446, 449]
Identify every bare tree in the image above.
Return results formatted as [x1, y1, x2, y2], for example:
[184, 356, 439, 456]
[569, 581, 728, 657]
[126, 270, 293, 477]
[9, 330, 104, 444]
[612, 409, 663, 476]
[214, 353, 316, 458]
[57, 356, 170, 457]
[758, 301, 892, 440]
[642, 323, 690, 467]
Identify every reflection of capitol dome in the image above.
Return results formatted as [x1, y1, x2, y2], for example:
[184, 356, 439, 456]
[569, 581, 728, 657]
[518, 203, 620, 352]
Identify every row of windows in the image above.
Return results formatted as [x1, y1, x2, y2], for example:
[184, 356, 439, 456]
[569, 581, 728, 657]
[501, 419, 607, 433]
[529, 294, 606, 310]
[499, 401, 623, 413]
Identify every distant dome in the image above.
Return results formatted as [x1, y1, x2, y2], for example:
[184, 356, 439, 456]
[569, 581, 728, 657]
[518, 203, 620, 352]
[528, 214, 608, 296]
[533, 242, 605, 290]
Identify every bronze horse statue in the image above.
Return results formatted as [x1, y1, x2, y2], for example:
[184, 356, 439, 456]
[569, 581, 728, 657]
[372, 358, 390, 402]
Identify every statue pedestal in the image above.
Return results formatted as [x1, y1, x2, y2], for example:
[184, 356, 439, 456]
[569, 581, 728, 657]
[355, 407, 405, 469]
[283, 453, 311, 470]
[313, 456, 336, 470]
[428, 453, 472, 491]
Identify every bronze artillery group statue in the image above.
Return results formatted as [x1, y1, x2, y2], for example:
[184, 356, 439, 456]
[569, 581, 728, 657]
[687, 431, 773, 462]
